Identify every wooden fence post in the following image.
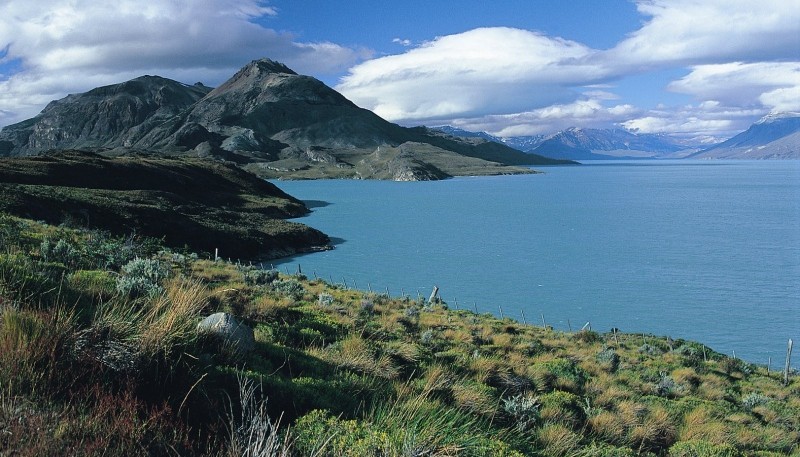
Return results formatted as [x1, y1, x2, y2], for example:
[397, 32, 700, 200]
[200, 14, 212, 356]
[785, 339, 794, 386]
[428, 286, 439, 304]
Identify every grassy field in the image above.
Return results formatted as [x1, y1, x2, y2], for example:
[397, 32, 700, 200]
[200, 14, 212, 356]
[0, 214, 798, 456]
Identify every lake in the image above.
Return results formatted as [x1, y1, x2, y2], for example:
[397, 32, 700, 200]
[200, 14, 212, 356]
[270, 160, 800, 364]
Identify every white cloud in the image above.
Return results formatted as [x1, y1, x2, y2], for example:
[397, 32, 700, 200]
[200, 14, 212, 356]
[621, 102, 766, 140]
[0, 0, 370, 127]
[337, 27, 605, 123]
[606, 0, 800, 67]
[440, 95, 640, 137]
[668, 62, 800, 111]
[335, 0, 800, 138]
[392, 38, 412, 47]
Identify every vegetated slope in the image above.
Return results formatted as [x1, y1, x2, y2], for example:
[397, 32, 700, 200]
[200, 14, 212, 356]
[690, 113, 800, 159]
[1, 216, 797, 456]
[0, 59, 574, 180]
[0, 151, 328, 258]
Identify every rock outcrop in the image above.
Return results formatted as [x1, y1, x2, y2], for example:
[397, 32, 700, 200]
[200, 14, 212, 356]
[197, 312, 255, 355]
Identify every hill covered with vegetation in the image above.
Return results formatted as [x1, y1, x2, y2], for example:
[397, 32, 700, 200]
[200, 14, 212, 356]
[0, 213, 797, 456]
[0, 151, 328, 259]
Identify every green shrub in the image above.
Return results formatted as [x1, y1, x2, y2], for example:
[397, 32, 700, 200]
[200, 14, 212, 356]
[596, 348, 620, 372]
[502, 393, 540, 432]
[318, 292, 334, 307]
[244, 268, 278, 286]
[741, 392, 770, 410]
[82, 232, 141, 269]
[577, 442, 637, 457]
[574, 330, 602, 343]
[116, 257, 170, 298]
[40, 237, 80, 267]
[272, 278, 304, 300]
[668, 440, 741, 457]
[0, 214, 22, 249]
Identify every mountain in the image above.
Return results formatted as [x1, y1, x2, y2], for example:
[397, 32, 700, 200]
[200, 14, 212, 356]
[689, 113, 800, 159]
[0, 76, 211, 156]
[432, 125, 699, 160]
[500, 135, 547, 152]
[0, 59, 574, 180]
[528, 128, 695, 160]
[431, 125, 503, 143]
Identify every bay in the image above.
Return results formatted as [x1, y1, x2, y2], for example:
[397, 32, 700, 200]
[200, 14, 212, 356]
[270, 160, 800, 363]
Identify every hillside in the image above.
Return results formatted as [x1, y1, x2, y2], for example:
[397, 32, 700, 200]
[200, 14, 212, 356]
[0, 215, 797, 456]
[0, 59, 575, 180]
[690, 113, 800, 159]
[0, 151, 328, 259]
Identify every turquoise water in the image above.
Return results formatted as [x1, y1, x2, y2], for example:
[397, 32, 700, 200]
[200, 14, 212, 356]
[271, 160, 800, 363]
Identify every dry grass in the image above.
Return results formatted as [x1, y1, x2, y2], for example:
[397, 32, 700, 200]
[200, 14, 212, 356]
[537, 423, 581, 457]
[312, 335, 399, 380]
[450, 380, 498, 417]
[140, 278, 209, 357]
[588, 410, 630, 446]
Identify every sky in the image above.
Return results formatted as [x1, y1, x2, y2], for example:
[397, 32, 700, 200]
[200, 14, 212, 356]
[1, 0, 798, 142]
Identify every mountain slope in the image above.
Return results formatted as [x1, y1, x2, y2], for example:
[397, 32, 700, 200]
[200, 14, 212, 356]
[0, 59, 575, 180]
[0, 77, 211, 156]
[690, 113, 800, 159]
[530, 128, 691, 160]
[432, 125, 698, 160]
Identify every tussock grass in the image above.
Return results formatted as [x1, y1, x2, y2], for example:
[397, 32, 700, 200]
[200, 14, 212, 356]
[2, 212, 799, 456]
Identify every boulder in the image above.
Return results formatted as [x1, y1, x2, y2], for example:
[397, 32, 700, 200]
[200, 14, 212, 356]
[197, 312, 255, 354]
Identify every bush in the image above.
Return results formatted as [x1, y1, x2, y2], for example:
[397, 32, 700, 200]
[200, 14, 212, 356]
[596, 348, 620, 372]
[654, 372, 685, 398]
[244, 268, 278, 286]
[502, 393, 540, 432]
[116, 257, 171, 298]
[741, 392, 769, 410]
[668, 440, 741, 457]
[0, 214, 22, 249]
[317, 292, 334, 307]
[272, 279, 304, 300]
[83, 232, 141, 270]
[40, 237, 80, 267]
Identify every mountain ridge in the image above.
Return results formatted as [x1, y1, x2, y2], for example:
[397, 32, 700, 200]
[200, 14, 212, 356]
[0, 59, 575, 180]
[690, 113, 800, 159]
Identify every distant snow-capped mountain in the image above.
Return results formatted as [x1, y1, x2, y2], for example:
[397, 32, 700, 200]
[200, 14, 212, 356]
[690, 113, 800, 159]
[432, 125, 699, 160]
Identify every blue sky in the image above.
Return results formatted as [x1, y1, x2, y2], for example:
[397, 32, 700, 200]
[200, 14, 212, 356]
[1, 1, 798, 141]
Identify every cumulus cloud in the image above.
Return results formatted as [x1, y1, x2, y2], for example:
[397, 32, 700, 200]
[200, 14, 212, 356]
[668, 62, 800, 111]
[337, 27, 605, 123]
[621, 102, 766, 141]
[335, 0, 799, 138]
[0, 0, 370, 126]
[606, 0, 800, 67]
[441, 94, 640, 137]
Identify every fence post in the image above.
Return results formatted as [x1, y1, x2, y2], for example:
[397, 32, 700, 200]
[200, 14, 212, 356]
[785, 339, 794, 386]
[428, 286, 439, 304]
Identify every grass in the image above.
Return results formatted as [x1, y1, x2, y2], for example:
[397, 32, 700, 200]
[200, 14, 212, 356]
[0, 214, 798, 456]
